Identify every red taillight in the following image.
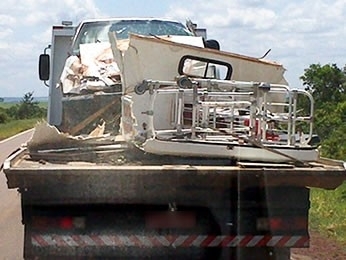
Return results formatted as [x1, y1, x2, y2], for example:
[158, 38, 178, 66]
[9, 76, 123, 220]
[257, 217, 307, 231]
[59, 217, 73, 229]
[32, 216, 85, 230]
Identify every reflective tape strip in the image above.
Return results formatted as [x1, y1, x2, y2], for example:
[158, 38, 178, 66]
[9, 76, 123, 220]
[60, 235, 79, 246]
[135, 235, 153, 247]
[246, 235, 266, 247]
[192, 235, 208, 246]
[287, 236, 309, 247]
[32, 234, 309, 248]
[226, 236, 245, 247]
[99, 235, 115, 246]
[267, 236, 283, 247]
[207, 235, 226, 247]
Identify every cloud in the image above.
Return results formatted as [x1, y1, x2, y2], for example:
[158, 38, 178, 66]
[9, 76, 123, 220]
[165, 0, 346, 87]
[0, 0, 103, 97]
[0, 14, 16, 26]
[18, 0, 101, 26]
[0, 15, 16, 50]
[0, 28, 13, 41]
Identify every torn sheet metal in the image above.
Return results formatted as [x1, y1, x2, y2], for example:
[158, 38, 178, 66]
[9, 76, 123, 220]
[120, 95, 138, 141]
[60, 42, 120, 94]
[110, 33, 288, 95]
[59, 55, 83, 94]
[27, 121, 120, 152]
[88, 119, 106, 137]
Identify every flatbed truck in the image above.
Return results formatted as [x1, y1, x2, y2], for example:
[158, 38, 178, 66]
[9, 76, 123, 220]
[3, 18, 346, 259]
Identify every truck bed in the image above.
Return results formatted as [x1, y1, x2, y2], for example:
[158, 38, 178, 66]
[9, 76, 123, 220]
[3, 147, 346, 205]
[4, 147, 345, 259]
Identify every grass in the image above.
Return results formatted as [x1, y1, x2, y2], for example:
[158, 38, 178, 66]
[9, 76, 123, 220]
[309, 183, 346, 244]
[0, 101, 47, 141]
[37, 101, 48, 109]
[0, 118, 41, 140]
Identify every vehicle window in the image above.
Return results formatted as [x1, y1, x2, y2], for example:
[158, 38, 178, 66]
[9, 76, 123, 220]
[179, 55, 233, 80]
[72, 20, 193, 55]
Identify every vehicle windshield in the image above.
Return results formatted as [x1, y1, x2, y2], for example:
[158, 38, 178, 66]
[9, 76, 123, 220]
[72, 19, 193, 55]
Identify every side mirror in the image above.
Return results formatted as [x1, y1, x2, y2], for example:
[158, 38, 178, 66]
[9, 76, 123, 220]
[204, 39, 220, 50]
[39, 54, 50, 81]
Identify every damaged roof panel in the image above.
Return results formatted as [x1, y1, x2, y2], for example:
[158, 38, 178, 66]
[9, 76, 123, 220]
[110, 33, 288, 94]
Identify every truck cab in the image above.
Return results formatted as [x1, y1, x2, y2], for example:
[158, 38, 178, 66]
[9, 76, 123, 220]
[39, 18, 207, 135]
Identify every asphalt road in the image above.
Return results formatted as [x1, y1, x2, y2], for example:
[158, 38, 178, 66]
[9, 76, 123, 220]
[0, 130, 33, 260]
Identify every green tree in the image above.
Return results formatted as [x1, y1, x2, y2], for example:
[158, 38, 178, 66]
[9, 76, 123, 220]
[299, 64, 346, 160]
[5, 105, 19, 119]
[16, 92, 46, 120]
[0, 107, 9, 123]
[300, 63, 346, 107]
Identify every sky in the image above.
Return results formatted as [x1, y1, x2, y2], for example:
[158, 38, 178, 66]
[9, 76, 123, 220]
[0, 0, 345, 97]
